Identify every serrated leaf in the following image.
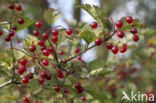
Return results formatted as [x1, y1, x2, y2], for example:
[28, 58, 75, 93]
[88, 59, 104, 70]
[44, 8, 61, 25]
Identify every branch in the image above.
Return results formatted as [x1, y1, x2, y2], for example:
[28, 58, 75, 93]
[0, 80, 12, 88]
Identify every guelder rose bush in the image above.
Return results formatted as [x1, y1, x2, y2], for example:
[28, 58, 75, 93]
[0, 2, 146, 103]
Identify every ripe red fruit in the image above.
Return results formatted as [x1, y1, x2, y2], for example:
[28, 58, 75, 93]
[18, 65, 26, 74]
[58, 50, 64, 55]
[0, 30, 3, 36]
[11, 26, 17, 30]
[57, 69, 62, 74]
[52, 29, 58, 36]
[64, 88, 69, 93]
[75, 48, 80, 53]
[42, 32, 48, 39]
[28, 73, 33, 79]
[90, 22, 98, 28]
[117, 30, 124, 38]
[41, 45, 46, 51]
[16, 5, 22, 11]
[62, 58, 67, 62]
[57, 72, 64, 78]
[5, 36, 11, 42]
[38, 77, 44, 84]
[8, 30, 15, 37]
[42, 59, 49, 66]
[55, 85, 61, 92]
[131, 28, 137, 34]
[40, 71, 46, 78]
[77, 55, 82, 61]
[111, 46, 118, 54]
[48, 46, 54, 53]
[106, 43, 113, 49]
[95, 38, 102, 45]
[29, 44, 36, 52]
[18, 18, 24, 24]
[38, 39, 45, 46]
[33, 30, 39, 37]
[23, 97, 30, 103]
[19, 58, 27, 65]
[81, 96, 86, 101]
[46, 73, 51, 80]
[116, 20, 123, 28]
[35, 21, 42, 28]
[42, 49, 49, 56]
[120, 47, 127, 53]
[77, 87, 83, 94]
[9, 3, 14, 9]
[133, 35, 139, 42]
[126, 16, 133, 24]
[74, 82, 81, 89]
[51, 36, 58, 43]
[66, 28, 73, 35]
[22, 76, 29, 84]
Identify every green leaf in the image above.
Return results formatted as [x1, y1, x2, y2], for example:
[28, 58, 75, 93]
[0, 21, 10, 30]
[44, 8, 61, 25]
[24, 34, 38, 45]
[88, 59, 104, 70]
[12, 16, 34, 32]
[90, 67, 114, 76]
[79, 26, 96, 44]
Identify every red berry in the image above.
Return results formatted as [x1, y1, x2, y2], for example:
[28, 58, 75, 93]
[57, 69, 62, 74]
[117, 30, 124, 38]
[77, 55, 82, 61]
[0, 30, 3, 36]
[46, 73, 51, 80]
[42, 49, 49, 56]
[126, 16, 133, 24]
[48, 46, 54, 53]
[28, 73, 33, 79]
[77, 87, 83, 93]
[57, 72, 64, 78]
[41, 45, 46, 51]
[66, 28, 72, 35]
[42, 59, 49, 66]
[58, 50, 64, 55]
[116, 20, 123, 28]
[51, 36, 58, 43]
[64, 88, 69, 93]
[42, 32, 48, 39]
[16, 5, 22, 11]
[8, 30, 15, 37]
[81, 96, 86, 101]
[29, 45, 36, 52]
[52, 29, 58, 36]
[90, 22, 98, 28]
[5, 36, 11, 42]
[11, 26, 17, 30]
[33, 30, 39, 37]
[133, 35, 139, 42]
[38, 39, 45, 46]
[111, 46, 118, 54]
[62, 58, 67, 62]
[9, 3, 14, 9]
[18, 18, 24, 24]
[38, 77, 44, 84]
[18, 65, 26, 74]
[55, 85, 60, 92]
[22, 76, 29, 84]
[23, 97, 30, 103]
[19, 58, 27, 65]
[40, 71, 46, 78]
[120, 47, 127, 53]
[106, 43, 113, 49]
[74, 82, 81, 89]
[35, 21, 42, 28]
[131, 28, 137, 34]
[95, 38, 102, 45]
[75, 48, 80, 53]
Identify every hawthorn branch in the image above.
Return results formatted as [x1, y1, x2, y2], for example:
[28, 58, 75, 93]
[0, 80, 12, 88]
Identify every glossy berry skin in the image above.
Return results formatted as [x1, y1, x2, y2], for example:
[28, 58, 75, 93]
[95, 38, 102, 45]
[38, 77, 44, 84]
[81, 96, 86, 101]
[111, 46, 118, 54]
[18, 65, 26, 74]
[52, 29, 58, 36]
[55, 85, 61, 92]
[0, 30, 3, 36]
[120, 47, 127, 53]
[11, 26, 17, 30]
[8, 30, 15, 37]
[41, 45, 46, 51]
[5, 36, 11, 42]
[90, 22, 98, 28]
[42, 32, 48, 39]
[131, 28, 137, 34]
[117, 30, 124, 38]
[64, 88, 69, 93]
[126, 16, 133, 24]
[57, 72, 64, 78]
[77, 87, 83, 94]
[42, 59, 49, 66]
[75, 48, 80, 53]
[33, 30, 39, 37]
[58, 50, 64, 55]
[22, 76, 29, 84]
[66, 28, 72, 35]
[35, 21, 42, 28]
[23, 97, 30, 103]
[40, 71, 46, 78]
[106, 43, 113, 49]
[28, 73, 33, 79]
[29, 45, 36, 52]
[18, 18, 24, 24]
[77, 55, 82, 61]
[42, 49, 49, 56]
[48, 46, 54, 53]
[38, 39, 45, 46]
[46, 73, 51, 80]
[74, 82, 81, 89]
[116, 20, 123, 28]
[9, 3, 14, 9]
[133, 35, 139, 42]
[51, 36, 58, 43]
[19, 58, 27, 65]
[16, 5, 22, 11]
